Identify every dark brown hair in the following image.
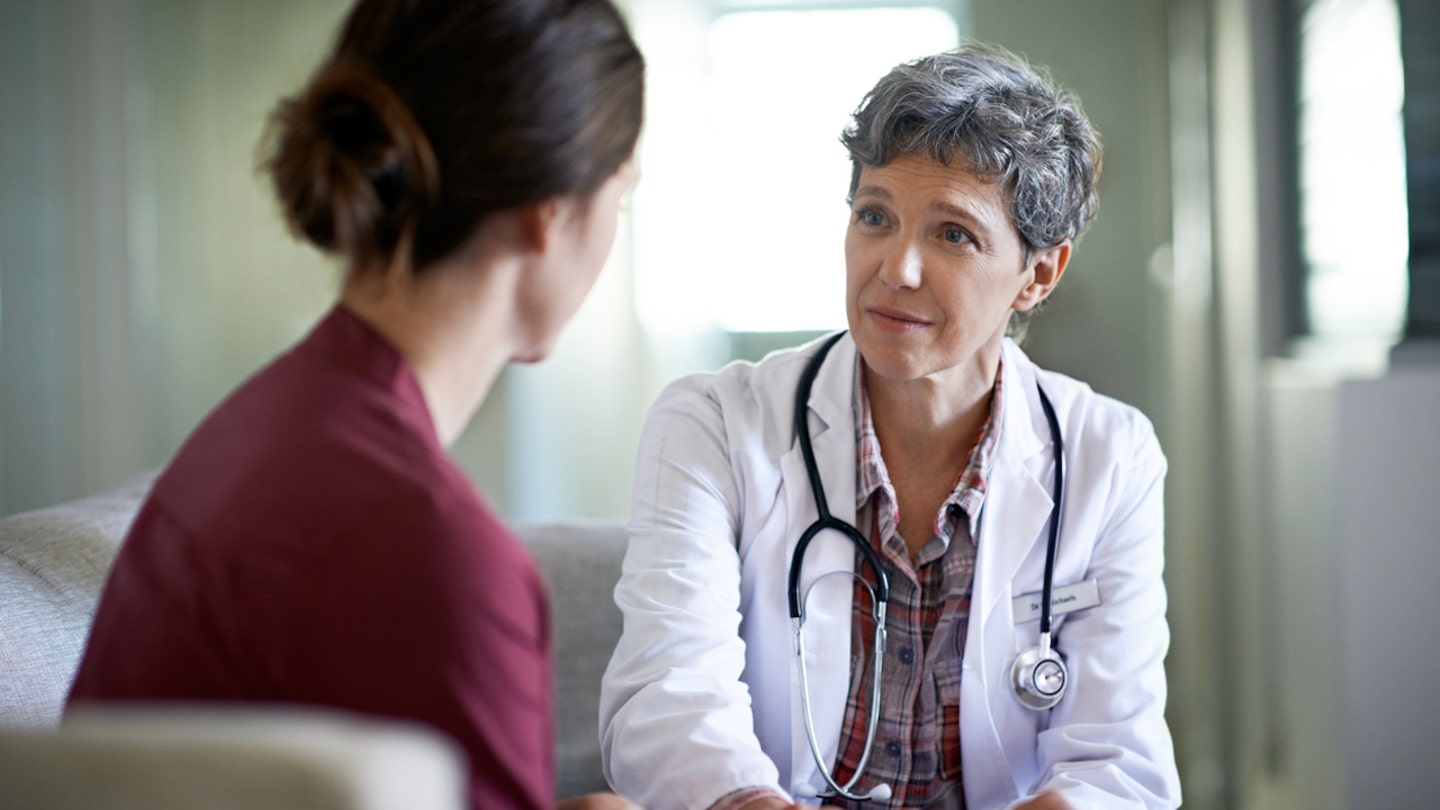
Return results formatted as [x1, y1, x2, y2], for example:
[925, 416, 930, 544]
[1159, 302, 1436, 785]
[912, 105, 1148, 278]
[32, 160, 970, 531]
[265, 0, 645, 272]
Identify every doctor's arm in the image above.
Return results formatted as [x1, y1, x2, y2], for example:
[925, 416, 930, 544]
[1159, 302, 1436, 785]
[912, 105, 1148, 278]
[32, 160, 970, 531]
[1025, 415, 1182, 809]
[599, 380, 790, 810]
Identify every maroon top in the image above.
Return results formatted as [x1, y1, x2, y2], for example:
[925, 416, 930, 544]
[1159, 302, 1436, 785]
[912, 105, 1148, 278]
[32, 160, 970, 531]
[69, 306, 553, 810]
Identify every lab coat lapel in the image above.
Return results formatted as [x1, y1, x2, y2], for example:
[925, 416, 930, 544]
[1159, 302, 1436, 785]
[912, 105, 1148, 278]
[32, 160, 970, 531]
[974, 344, 1054, 631]
[959, 343, 1056, 808]
[777, 334, 858, 792]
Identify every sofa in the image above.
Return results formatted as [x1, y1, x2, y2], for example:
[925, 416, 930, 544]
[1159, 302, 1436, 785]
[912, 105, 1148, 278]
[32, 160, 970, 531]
[0, 472, 630, 806]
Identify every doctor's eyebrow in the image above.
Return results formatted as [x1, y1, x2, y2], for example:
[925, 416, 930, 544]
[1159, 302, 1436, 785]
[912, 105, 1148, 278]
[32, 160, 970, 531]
[932, 200, 999, 236]
[851, 185, 893, 204]
[851, 185, 997, 233]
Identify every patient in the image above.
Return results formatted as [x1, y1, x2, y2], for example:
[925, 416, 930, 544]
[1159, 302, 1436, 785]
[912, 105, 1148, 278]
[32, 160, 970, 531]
[66, 1, 643, 808]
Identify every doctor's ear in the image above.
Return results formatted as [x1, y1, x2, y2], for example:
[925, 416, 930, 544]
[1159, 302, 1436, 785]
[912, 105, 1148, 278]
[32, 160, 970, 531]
[1013, 241, 1070, 312]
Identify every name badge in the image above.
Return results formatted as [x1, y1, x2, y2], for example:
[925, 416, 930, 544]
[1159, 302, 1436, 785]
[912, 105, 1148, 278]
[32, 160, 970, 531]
[1012, 578, 1101, 623]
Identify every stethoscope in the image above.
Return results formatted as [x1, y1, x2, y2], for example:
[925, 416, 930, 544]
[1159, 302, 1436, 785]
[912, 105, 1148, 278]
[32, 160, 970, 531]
[787, 332, 1068, 803]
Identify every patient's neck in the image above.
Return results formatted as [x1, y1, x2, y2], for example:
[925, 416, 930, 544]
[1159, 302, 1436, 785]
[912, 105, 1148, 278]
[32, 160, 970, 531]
[339, 235, 525, 448]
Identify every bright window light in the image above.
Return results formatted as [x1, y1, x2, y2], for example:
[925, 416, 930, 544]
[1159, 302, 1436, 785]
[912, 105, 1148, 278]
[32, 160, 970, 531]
[633, 6, 960, 335]
[1298, 0, 1408, 340]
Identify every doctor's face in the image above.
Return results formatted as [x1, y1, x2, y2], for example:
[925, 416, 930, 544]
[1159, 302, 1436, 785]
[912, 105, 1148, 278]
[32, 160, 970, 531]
[844, 153, 1058, 385]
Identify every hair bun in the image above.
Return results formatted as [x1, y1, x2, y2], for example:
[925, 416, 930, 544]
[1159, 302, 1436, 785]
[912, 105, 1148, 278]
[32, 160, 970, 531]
[265, 60, 439, 260]
[262, 0, 643, 273]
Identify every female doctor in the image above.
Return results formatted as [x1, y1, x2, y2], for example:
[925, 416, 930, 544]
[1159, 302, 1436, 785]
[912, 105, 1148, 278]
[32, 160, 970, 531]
[600, 44, 1180, 810]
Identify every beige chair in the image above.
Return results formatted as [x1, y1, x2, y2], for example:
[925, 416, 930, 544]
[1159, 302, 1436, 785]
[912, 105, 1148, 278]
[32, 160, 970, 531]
[0, 705, 467, 810]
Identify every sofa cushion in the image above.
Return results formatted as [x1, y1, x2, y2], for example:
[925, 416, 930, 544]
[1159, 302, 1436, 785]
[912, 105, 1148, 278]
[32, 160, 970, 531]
[0, 474, 153, 729]
[514, 520, 629, 797]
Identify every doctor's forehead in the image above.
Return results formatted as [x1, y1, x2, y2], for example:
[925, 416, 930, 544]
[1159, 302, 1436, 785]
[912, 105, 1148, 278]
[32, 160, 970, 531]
[853, 157, 1010, 230]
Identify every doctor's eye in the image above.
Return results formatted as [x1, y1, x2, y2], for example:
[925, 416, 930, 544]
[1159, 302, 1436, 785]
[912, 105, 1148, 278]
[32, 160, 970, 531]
[942, 226, 972, 245]
[852, 206, 888, 229]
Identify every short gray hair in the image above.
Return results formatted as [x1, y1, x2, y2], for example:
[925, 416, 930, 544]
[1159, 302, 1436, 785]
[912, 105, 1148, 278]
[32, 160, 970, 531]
[842, 44, 1102, 337]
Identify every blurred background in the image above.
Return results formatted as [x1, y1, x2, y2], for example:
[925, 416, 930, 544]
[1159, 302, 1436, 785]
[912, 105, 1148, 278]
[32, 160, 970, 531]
[2, 0, 1437, 807]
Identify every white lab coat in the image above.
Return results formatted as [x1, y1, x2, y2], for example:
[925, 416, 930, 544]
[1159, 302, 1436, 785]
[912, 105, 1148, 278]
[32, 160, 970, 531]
[600, 334, 1181, 810]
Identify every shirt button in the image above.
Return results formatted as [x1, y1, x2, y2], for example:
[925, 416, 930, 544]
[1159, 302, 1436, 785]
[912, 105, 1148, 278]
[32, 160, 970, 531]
[899, 647, 915, 665]
[886, 741, 902, 757]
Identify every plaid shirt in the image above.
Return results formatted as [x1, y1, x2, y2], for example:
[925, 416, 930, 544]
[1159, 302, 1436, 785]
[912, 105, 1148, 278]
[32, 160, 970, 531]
[823, 354, 1004, 809]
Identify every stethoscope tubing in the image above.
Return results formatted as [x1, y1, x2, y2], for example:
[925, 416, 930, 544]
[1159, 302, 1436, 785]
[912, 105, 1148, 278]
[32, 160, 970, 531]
[789, 331, 890, 801]
[788, 332, 889, 620]
[1034, 378, 1065, 638]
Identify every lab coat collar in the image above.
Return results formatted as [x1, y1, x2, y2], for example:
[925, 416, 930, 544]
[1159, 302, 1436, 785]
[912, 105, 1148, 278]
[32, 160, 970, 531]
[802, 332, 857, 452]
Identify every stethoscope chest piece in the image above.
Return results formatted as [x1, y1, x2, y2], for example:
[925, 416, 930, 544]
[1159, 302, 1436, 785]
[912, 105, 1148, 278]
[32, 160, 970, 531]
[1010, 640, 1068, 710]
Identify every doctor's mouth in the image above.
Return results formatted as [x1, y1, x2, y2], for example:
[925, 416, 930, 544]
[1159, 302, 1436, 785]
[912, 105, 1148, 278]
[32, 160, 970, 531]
[866, 305, 933, 333]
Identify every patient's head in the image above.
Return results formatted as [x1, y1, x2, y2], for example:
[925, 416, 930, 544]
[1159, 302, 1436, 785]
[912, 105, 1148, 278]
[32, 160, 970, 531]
[264, 0, 645, 275]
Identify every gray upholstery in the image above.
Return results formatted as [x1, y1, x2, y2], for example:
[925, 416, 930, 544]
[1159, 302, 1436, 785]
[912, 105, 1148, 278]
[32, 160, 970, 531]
[516, 521, 629, 797]
[0, 476, 631, 799]
[0, 473, 152, 729]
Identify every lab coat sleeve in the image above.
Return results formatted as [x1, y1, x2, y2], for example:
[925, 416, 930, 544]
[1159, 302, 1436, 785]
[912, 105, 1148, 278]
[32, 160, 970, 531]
[599, 378, 785, 810]
[1020, 411, 1182, 809]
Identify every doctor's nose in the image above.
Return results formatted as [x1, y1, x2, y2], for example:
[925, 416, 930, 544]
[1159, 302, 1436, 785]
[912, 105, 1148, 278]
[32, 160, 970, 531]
[877, 243, 922, 289]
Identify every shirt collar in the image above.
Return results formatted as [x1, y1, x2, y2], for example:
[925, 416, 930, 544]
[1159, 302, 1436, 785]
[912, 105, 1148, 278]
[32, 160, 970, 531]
[853, 352, 1006, 546]
[301, 304, 437, 441]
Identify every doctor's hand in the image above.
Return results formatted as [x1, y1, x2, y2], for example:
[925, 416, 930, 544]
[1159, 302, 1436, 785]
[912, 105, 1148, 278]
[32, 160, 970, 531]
[1016, 790, 1075, 810]
[736, 799, 806, 810]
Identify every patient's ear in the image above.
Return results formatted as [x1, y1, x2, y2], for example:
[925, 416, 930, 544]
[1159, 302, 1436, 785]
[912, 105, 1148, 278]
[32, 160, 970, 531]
[1013, 241, 1070, 312]
[515, 198, 565, 254]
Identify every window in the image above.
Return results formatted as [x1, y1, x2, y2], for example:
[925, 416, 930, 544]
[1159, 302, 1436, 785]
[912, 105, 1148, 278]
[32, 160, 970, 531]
[1297, 0, 1409, 341]
[631, 2, 962, 336]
